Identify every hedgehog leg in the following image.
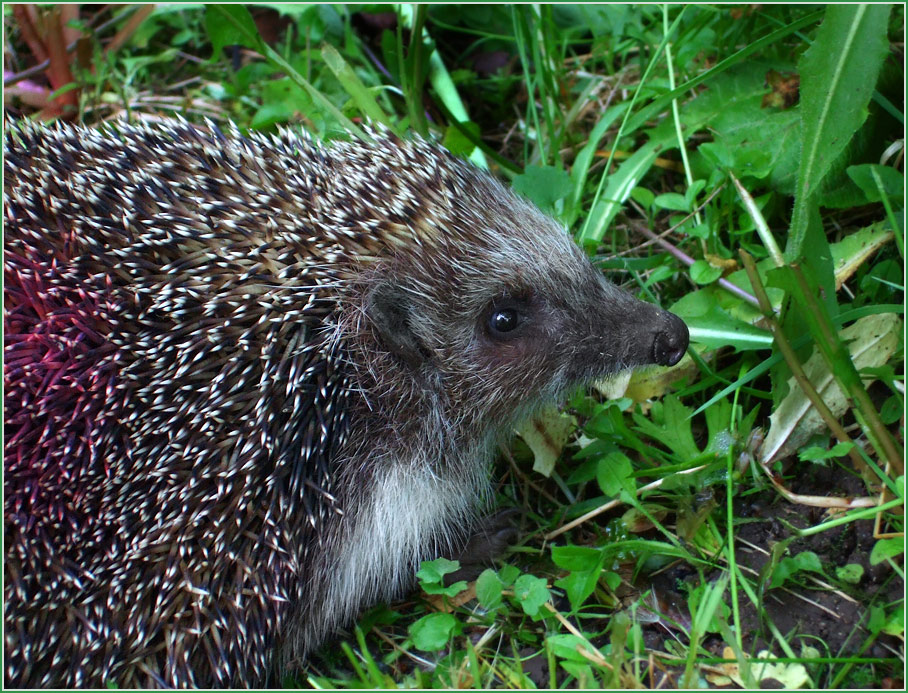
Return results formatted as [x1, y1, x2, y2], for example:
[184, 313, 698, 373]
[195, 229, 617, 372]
[444, 508, 522, 584]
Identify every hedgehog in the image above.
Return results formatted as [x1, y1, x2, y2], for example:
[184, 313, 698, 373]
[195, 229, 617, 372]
[3, 119, 689, 688]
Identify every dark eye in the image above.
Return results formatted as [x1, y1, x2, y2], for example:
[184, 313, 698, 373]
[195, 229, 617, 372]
[488, 307, 521, 337]
[483, 293, 535, 341]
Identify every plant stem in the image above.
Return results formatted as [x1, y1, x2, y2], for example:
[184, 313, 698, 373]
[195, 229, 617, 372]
[790, 264, 904, 474]
[739, 251, 868, 473]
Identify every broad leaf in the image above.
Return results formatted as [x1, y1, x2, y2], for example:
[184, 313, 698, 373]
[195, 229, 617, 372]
[787, 4, 891, 258]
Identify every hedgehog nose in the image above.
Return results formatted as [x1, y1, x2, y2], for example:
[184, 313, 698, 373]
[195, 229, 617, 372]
[652, 312, 689, 366]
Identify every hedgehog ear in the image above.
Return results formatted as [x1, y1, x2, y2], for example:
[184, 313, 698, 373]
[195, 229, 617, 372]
[367, 282, 428, 370]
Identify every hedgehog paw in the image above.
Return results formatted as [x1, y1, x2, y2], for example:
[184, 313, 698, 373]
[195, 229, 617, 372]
[444, 508, 521, 585]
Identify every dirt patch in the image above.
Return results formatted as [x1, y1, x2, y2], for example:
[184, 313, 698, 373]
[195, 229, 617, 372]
[634, 467, 903, 688]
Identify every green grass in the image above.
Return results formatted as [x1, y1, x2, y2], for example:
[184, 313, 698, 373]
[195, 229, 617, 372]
[5, 3, 904, 688]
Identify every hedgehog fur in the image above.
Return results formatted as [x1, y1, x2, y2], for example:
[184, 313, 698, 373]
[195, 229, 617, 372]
[3, 119, 688, 688]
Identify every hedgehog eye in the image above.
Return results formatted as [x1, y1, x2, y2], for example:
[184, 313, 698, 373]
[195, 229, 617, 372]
[484, 294, 535, 341]
[490, 308, 519, 334]
[485, 302, 528, 341]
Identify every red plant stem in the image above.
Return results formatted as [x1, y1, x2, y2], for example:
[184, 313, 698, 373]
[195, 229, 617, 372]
[634, 225, 761, 309]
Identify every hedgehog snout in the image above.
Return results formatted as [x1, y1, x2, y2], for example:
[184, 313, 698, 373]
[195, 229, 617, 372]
[584, 273, 688, 369]
[651, 310, 689, 366]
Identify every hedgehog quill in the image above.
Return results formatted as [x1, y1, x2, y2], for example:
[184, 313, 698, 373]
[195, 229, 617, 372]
[4, 120, 688, 688]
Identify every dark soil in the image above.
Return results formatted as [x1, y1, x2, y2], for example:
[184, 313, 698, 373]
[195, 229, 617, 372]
[634, 464, 904, 689]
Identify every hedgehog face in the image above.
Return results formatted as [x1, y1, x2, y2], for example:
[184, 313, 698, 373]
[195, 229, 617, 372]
[362, 207, 688, 434]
